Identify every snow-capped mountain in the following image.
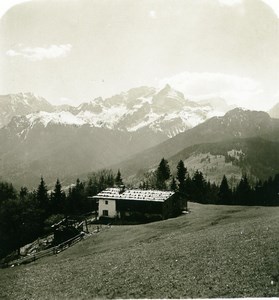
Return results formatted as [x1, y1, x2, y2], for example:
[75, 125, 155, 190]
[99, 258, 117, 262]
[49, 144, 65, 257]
[71, 84, 226, 137]
[0, 92, 54, 128]
[4, 85, 228, 138]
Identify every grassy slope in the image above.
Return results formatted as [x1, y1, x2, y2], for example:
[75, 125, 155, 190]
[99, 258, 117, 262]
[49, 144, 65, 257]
[1, 203, 279, 299]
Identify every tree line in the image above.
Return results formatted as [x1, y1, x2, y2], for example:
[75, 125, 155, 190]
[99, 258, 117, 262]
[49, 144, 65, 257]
[140, 158, 279, 207]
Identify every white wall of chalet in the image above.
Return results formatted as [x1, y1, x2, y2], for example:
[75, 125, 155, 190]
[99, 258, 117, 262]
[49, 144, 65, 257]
[98, 199, 117, 218]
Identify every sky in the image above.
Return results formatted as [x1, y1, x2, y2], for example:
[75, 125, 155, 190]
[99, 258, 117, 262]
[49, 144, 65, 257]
[0, 0, 278, 110]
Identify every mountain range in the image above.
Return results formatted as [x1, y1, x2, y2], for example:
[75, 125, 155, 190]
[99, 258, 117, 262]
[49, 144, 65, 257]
[0, 85, 230, 138]
[0, 86, 279, 188]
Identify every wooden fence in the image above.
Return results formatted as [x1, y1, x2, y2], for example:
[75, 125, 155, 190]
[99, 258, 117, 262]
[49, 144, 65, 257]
[1, 223, 111, 269]
[1, 232, 84, 268]
[0, 222, 111, 268]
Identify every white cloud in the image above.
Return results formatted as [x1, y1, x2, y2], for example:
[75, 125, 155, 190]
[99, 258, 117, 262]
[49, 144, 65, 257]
[159, 72, 265, 109]
[6, 44, 72, 61]
[6, 49, 18, 57]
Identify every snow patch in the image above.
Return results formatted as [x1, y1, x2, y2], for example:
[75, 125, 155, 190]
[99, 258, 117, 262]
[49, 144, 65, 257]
[27, 111, 86, 127]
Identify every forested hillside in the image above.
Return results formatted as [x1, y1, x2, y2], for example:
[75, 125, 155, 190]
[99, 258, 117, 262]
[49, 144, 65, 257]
[167, 137, 279, 184]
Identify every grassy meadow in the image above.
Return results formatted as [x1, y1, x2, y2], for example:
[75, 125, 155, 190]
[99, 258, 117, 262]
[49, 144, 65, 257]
[1, 202, 279, 299]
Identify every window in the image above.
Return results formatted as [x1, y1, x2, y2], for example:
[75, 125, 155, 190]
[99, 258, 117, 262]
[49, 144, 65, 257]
[105, 200, 108, 205]
[103, 210, 108, 216]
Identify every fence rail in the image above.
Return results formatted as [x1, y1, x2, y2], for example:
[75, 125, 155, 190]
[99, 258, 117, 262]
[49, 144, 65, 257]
[1, 233, 84, 268]
[1, 222, 111, 269]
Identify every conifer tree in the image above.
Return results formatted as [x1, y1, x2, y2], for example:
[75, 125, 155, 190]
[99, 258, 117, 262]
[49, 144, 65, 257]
[207, 182, 219, 204]
[115, 169, 123, 186]
[218, 175, 232, 204]
[86, 178, 98, 196]
[51, 179, 65, 214]
[67, 179, 86, 215]
[36, 177, 49, 213]
[98, 175, 105, 191]
[75, 179, 86, 213]
[170, 176, 177, 191]
[0, 182, 17, 204]
[235, 174, 251, 205]
[142, 180, 149, 189]
[156, 158, 170, 190]
[0, 198, 24, 256]
[176, 160, 187, 193]
[192, 170, 207, 203]
[108, 173, 115, 186]
[19, 187, 28, 201]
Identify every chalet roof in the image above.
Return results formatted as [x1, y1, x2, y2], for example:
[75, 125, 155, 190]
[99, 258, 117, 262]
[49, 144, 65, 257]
[92, 188, 175, 202]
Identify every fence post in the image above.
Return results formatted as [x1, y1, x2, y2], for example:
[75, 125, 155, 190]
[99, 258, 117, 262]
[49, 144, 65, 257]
[85, 219, 89, 233]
